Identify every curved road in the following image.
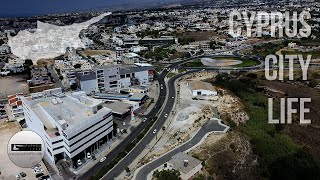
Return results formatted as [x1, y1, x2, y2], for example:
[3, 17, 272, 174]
[135, 119, 228, 180]
[101, 69, 202, 179]
[79, 71, 168, 180]
[80, 54, 264, 180]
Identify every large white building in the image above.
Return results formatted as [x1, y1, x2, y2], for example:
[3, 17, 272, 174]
[21, 88, 114, 166]
[75, 64, 154, 94]
[187, 81, 217, 96]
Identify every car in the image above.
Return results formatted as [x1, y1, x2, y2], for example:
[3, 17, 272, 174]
[0, 71, 10, 76]
[153, 129, 157, 134]
[15, 174, 20, 180]
[172, 96, 174, 99]
[20, 172, 26, 178]
[100, 157, 106, 163]
[87, 152, 91, 159]
[77, 159, 82, 166]
[164, 114, 168, 118]
[35, 173, 44, 178]
[143, 118, 147, 122]
[161, 87, 163, 90]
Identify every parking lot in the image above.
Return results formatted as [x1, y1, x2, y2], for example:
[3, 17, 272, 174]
[0, 121, 48, 180]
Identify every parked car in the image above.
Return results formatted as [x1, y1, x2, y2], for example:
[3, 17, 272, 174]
[15, 174, 20, 180]
[87, 152, 91, 159]
[100, 157, 106, 163]
[77, 159, 82, 166]
[153, 129, 157, 134]
[20, 172, 26, 178]
[143, 118, 147, 122]
[0, 70, 10, 76]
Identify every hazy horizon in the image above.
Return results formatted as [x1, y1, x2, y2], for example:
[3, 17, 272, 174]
[0, 0, 181, 18]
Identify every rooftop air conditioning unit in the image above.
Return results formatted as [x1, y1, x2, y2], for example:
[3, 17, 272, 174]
[58, 120, 68, 130]
[183, 160, 189, 167]
[51, 98, 58, 105]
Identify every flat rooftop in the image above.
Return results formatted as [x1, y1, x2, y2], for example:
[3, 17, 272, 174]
[105, 101, 131, 115]
[168, 152, 202, 174]
[26, 92, 111, 135]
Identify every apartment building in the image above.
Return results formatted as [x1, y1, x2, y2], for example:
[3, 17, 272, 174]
[75, 70, 99, 94]
[29, 68, 52, 86]
[96, 65, 121, 92]
[7, 93, 24, 119]
[75, 64, 154, 94]
[21, 88, 114, 166]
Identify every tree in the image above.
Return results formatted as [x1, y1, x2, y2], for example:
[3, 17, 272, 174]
[125, 167, 130, 173]
[153, 169, 180, 180]
[23, 59, 33, 68]
[74, 64, 81, 69]
[194, 174, 206, 180]
[70, 83, 77, 90]
[59, 75, 64, 81]
[309, 79, 318, 88]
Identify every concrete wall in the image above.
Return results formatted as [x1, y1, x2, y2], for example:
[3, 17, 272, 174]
[134, 71, 149, 85]
[119, 77, 131, 88]
[191, 90, 217, 96]
[181, 163, 202, 180]
[80, 79, 99, 95]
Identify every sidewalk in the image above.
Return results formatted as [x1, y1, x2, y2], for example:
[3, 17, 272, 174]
[116, 76, 179, 180]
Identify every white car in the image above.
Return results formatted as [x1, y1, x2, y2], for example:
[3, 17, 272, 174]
[15, 175, 20, 180]
[153, 129, 157, 134]
[0, 71, 10, 76]
[87, 152, 91, 159]
[77, 159, 82, 166]
[100, 157, 106, 163]
[172, 96, 174, 99]
[143, 118, 147, 122]
[164, 114, 168, 118]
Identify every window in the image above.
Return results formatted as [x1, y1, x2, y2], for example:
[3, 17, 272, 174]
[47, 148, 52, 156]
[53, 146, 64, 151]
[52, 139, 63, 144]
[110, 81, 117, 85]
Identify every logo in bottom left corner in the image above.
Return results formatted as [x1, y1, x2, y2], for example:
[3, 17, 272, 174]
[7, 131, 45, 168]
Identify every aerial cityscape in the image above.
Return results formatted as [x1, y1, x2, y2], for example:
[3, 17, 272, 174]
[1, 0, 320, 180]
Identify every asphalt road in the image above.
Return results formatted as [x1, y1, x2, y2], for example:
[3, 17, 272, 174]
[79, 71, 168, 180]
[47, 66, 64, 88]
[101, 69, 202, 180]
[135, 119, 228, 180]
[79, 54, 265, 180]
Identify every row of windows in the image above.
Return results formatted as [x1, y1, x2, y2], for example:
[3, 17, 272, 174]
[69, 119, 113, 147]
[67, 112, 112, 141]
[52, 139, 63, 144]
[63, 124, 113, 154]
[53, 146, 64, 151]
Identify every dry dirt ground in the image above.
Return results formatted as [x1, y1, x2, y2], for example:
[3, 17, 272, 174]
[191, 131, 261, 180]
[142, 71, 219, 163]
[0, 75, 29, 99]
[80, 49, 115, 57]
[216, 88, 249, 126]
[185, 31, 228, 42]
[0, 121, 48, 180]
